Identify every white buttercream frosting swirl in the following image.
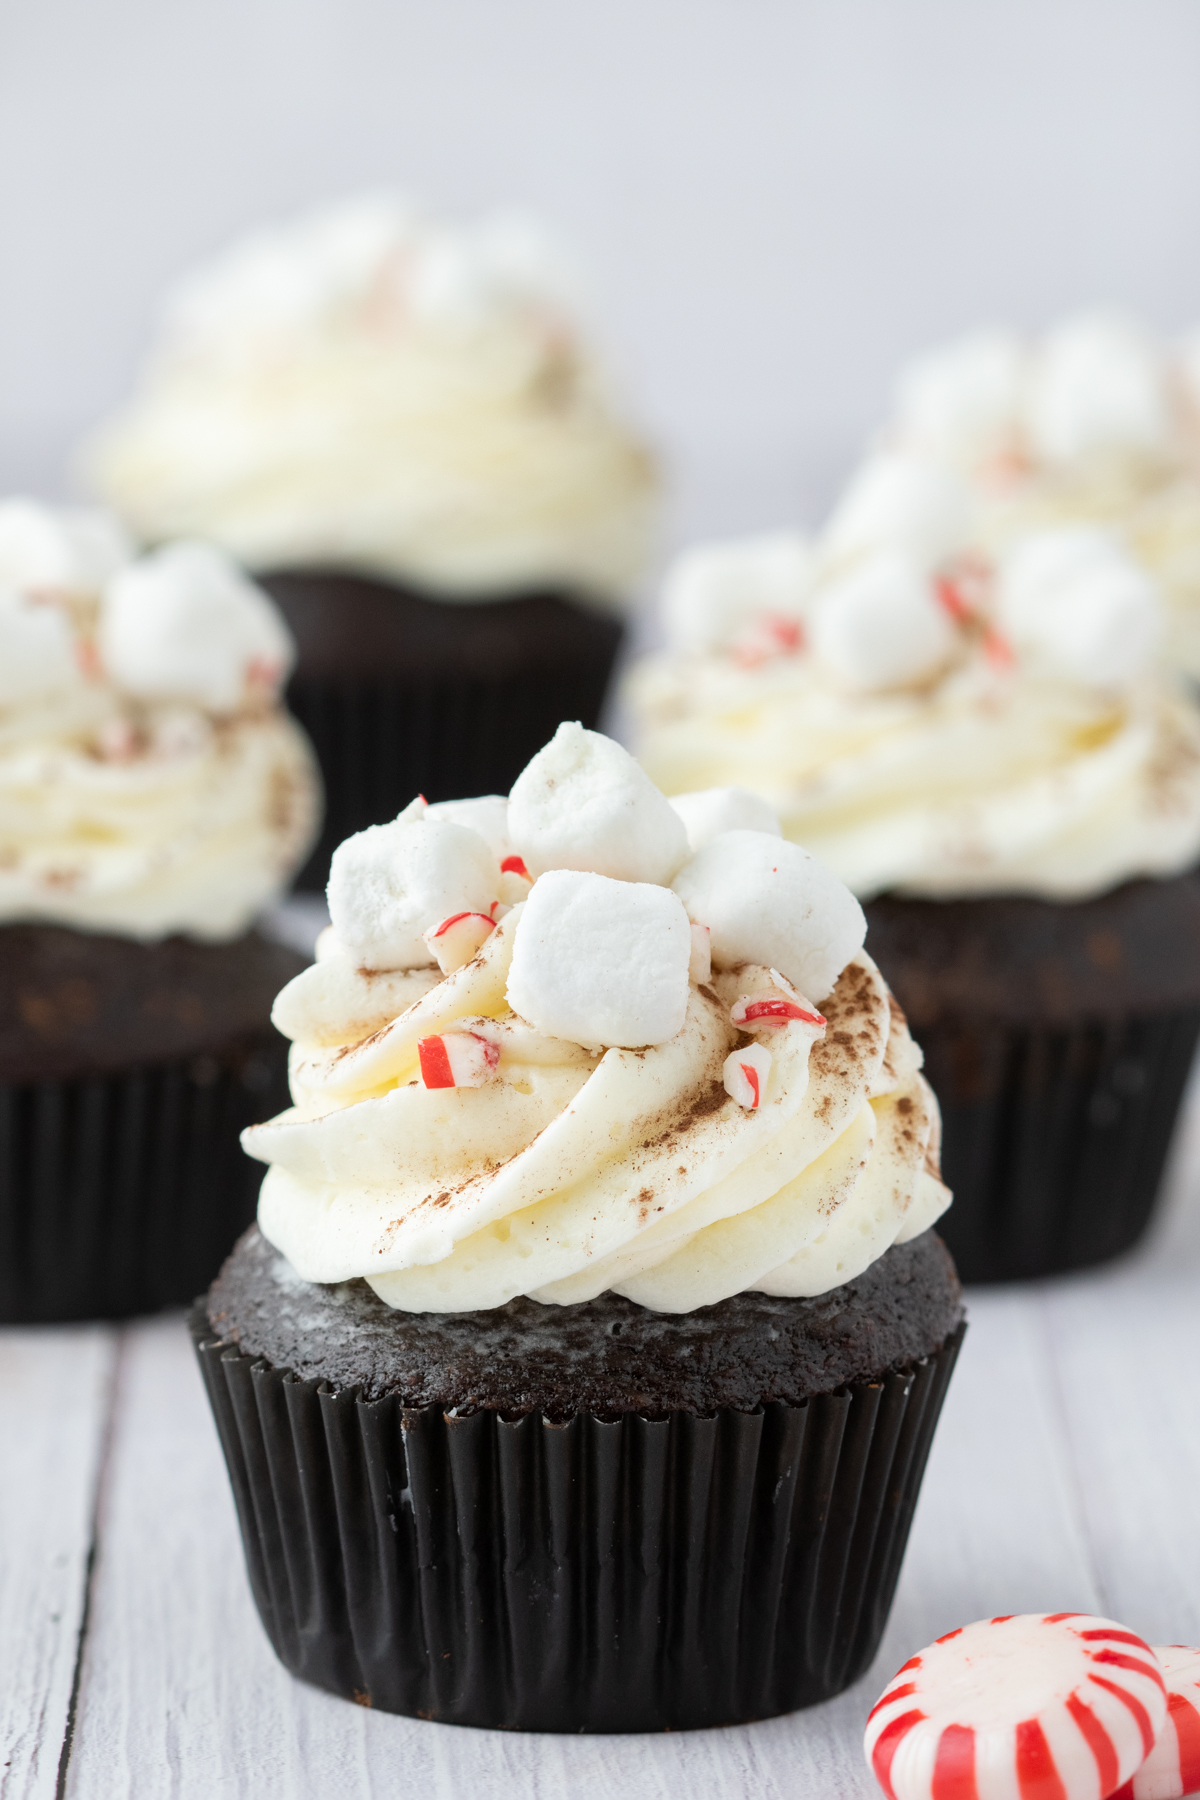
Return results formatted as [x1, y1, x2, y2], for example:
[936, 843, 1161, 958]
[245, 726, 949, 1313]
[631, 513, 1200, 901]
[0, 502, 319, 940]
[83, 194, 658, 609]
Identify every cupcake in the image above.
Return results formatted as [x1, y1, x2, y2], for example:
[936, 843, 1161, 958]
[629, 491, 1200, 1283]
[194, 723, 964, 1731]
[84, 194, 659, 886]
[878, 310, 1200, 678]
[0, 499, 321, 1321]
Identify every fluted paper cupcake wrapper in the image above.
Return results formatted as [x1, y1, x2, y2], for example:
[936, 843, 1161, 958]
[923, 1004, 1200, 1284]
[0, 1035, 289, 1324]
[286, 649, 622, 889]
[191, 1309, 965, 1732]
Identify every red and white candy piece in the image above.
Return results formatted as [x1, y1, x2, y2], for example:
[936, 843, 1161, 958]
[730, 988, 826, 1031]
[422, 910, 496, 974]
[1112, 1646, 1200, 1800]
[417, 1030, 500, 1089]
[723, 1042, 772, 1110]
[865, 1613, 1168, 1800]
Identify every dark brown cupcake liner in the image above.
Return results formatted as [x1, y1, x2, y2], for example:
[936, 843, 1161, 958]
[0, 1035, 289, 1324]
[259, 569, 626, 888]
[190, 1306, 965, 1732]
[920, 1004, 1200, 1284]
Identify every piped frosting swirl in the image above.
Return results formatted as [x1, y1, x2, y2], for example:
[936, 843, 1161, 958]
[245, 724, 949, 1314]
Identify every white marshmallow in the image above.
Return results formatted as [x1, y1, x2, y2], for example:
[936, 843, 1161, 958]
[508, 722, 689, 884]
[1027, 311, 1173, 465]
[327, 816, 500, 971]
[672, 831, 865, 1003]
[0, 498, 132, 595]
[893, 328, 1026, 464]
[995, 527, 1162, 688]
[669, 786, 782, 853]
[688, 922, 712, 984]
[100, 542, 295, 710]
[506, 869, 691, 1048]
[810, 549, 958, 691]
[424, 795, 512, 861]
[660, 532, 813, 655]
[723, 1042, 772, 1110]
[821, 452, 972, 572]
[0, 584, 85, 706]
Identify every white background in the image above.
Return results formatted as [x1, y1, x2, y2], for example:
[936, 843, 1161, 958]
[3, 0, 1200, 547]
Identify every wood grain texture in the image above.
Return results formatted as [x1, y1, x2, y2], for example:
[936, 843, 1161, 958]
[0, 1325, 115, 1800]
[4, 1072, 1198, 1796]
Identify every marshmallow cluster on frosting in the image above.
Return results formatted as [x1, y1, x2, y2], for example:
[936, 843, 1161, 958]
[83, 193, 659, 608]
[248, 723, 947, 1314]
[0, 499, 319, 940]
[879, 311, 1200, 677]
[631, 445, 1200, 901]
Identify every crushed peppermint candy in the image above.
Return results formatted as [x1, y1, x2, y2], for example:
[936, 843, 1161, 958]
[417, 1031, 500, 1090]
[731, 991, 826, 1030]
[723, 1042, 772, 1109]
[422, 910, 496, 974]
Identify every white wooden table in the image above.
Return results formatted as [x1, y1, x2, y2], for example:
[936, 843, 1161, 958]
[5, 1064, 1200, 1799]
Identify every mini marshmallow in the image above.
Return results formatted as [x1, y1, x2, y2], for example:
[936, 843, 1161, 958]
[506, 869, 691, 1047]
[425, 795, 512, 861]
[327, 816, 500, 971]
[723, 1042, 772, 1110]
[821, 452, 972, 572]
[894, 328, 1026, 464]
[508, 722, 689, 885]
[672, 831, 865, 1003]
[669, 786, 782, 853]
[0, 584, 85, 707]
[660, 532, 813, 655]
[995, 527, 1162, 688]
[99, 542, 295, 710]
[1027, 311, 1173, 465]
[0, 498, 132, 595]
[418, 1030, 500, 1089]
[810, 550, 959, 691]
[688, 922, 712, 984]
[422, 910, 497, 973]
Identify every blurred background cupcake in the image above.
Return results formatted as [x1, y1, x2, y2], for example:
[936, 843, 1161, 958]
[82, 193, 659, 886]
[629, 463, 1200, 1282]
[0, 498, 320, 1322]
[874, 311, 1200, 679]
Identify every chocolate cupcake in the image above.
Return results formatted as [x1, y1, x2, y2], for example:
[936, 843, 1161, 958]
[629, 481, 1200, 1282]
[195, 724, 964, 1731]
[0, 501, 320, 1320]
[83, 195, 659, 885]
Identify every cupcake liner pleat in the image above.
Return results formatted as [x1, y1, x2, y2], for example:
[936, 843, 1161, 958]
[287, 650, 621, 889]
[921, 1005, 1200, 1283]
[191, 1308, 965, 1732]
[0, 1036, 289, 1323]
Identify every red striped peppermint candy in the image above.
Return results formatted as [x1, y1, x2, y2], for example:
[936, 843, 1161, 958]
[865, 1613, 1167, 1800]
[1112, 1646, 1200, 1800]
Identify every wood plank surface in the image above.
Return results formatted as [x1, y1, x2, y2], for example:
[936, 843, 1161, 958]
[0, 1325, 116, 1800]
